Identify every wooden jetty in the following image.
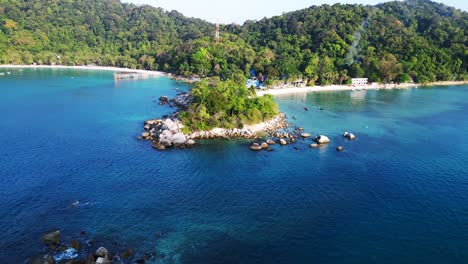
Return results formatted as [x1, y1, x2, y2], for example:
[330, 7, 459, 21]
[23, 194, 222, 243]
[114, 71, 152, 80]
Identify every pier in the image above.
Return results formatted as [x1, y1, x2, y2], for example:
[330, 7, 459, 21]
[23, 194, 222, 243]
[114, 72, 152, 80]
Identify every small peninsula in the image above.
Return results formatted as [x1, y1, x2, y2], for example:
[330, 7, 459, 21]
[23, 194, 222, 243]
[139, 77, 288, 150]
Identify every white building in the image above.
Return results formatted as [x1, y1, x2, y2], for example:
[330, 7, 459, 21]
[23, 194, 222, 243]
[351, 78, 368, 86]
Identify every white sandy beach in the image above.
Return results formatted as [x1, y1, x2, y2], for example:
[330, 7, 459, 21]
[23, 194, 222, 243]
[0, 64, 164, 76]
[256, 81, 468, 96]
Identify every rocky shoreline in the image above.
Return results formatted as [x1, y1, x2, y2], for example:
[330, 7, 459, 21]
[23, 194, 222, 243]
[139, 93, 289, 150]
[27, 230, 156, 264]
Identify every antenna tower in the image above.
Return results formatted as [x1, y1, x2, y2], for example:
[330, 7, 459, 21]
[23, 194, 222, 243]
[215, 23, 220, 45]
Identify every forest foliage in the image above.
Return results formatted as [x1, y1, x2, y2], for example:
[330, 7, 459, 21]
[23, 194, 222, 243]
[0, 0, 467, 84]
[179, 77, 279, 132]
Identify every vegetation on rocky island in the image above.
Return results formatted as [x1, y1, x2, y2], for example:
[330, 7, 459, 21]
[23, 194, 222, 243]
[179, 78, 279, 133]
[0, 0, 466, 84]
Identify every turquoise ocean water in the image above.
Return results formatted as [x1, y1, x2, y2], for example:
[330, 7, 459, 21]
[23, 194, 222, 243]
[1, 68, 468, 263]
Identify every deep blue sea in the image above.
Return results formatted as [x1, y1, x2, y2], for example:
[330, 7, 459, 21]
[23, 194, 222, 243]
[1, 68, 468, 263]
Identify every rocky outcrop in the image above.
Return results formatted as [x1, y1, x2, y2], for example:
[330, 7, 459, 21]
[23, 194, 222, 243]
[142, 118, 193, 150]
[141, 109, 289, 150]
[29, 231, 156, 264]
[314, 135, 330, 144]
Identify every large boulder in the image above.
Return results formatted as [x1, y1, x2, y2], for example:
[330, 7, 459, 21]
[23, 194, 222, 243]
[279, 139, 287, 145]
[314, 135, 330, 144]
[250, 144, 262, 151]
[95, 247, 109, 258]
[42, 230, 61, 248]
[120, 248, 134, 259]
[95, 257, 111, 264]
[172, 132, 187, 146]
[261, 142, 269, 149]
[266, 139, 276, 145]
[164, 119, 177, 132]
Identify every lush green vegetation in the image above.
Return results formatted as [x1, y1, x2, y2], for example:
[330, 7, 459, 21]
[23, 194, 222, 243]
[0, 0, 466, 84]
[179, 77, 279, 133]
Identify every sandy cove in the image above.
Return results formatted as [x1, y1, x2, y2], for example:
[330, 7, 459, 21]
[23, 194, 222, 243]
[0, 64, 164, 76]
[257, 81, 468, 96]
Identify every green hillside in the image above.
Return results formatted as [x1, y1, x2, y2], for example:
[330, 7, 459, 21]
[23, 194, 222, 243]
[0, 0, 466, 83]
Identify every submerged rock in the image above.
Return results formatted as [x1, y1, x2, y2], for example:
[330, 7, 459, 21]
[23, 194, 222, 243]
[119, 248, 134, 259]
[310, 143, 319, 148]
[42, 230, 61, 249]
[70, 240, 80, 250]
[300, 133, 311, 138]
[186, 139, 195, 145]
[336, 146, 344, 151]
[28, 254, 55, 264]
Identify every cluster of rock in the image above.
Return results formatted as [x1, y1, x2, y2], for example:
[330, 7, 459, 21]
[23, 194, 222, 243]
[189, 127, 257, 140]
[250, 141, 275, 151]
[157, 93, 192, 109]
[250, 127, 314, 151]
[139, 118, 195, 150]
[249, 130, 357, 152]
[188, 114, 288, 140]
[158, 96, 169, 105]
[28, 230, 155, 264]
[343, 131, 357, 140]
